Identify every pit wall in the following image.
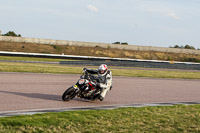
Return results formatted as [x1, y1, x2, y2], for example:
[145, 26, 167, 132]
[0, 36, 199, 54]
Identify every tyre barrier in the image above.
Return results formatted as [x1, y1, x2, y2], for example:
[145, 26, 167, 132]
[60, 60, 200, 70]
[0, 51, 199, 70]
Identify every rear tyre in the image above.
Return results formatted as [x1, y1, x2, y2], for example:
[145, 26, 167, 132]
[62, 87, 77, 101]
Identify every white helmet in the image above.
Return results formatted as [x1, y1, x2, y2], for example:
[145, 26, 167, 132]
[98, 64, 108, 76]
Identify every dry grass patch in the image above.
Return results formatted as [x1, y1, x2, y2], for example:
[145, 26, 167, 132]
[1, 41, 200, 62]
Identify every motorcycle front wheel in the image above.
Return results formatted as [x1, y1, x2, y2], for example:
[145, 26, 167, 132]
[62, 86, 77, 101]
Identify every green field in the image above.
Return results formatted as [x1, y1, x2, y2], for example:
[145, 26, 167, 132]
[0, 61, 200, 79]
[0, 105, 200, 132]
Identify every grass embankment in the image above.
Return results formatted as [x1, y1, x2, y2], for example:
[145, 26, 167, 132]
[0, 105, 200, 132]
[1, 41, 200, 62]
[1, 62, 200, 79]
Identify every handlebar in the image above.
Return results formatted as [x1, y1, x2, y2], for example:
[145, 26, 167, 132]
[81, 70, 90, 80]
[81, 70, 99, 87]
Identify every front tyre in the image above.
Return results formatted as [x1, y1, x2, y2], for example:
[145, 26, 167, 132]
[62, 87, 77, 101]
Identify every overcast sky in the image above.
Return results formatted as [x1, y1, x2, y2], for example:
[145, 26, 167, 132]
[0, 0, 200, 48]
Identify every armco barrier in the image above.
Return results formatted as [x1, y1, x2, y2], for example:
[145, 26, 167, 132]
[1, 36, 200, 54]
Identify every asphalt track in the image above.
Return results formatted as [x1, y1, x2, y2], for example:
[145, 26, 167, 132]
[1, 72, 200, 116]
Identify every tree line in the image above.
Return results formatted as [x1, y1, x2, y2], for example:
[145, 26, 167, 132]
[112, 42, 128, 45]
[1, 31, 21, 37]
[169, 45, 198, 50]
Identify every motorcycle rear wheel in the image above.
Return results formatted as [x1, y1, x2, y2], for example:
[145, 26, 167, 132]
[62, 87, 77, 101]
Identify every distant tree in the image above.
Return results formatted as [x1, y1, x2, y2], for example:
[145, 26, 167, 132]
[174, 45, 180, 48]
[112, 42, 128, 45]
[113, 42, 121, 44]
[170, 45, 196, 50]
[2, 31, 21, 37]
[121, 42, 128, 45]
[184, 44, 195, 49]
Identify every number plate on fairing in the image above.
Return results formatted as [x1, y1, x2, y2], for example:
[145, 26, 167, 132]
[73, 85, 80, 91]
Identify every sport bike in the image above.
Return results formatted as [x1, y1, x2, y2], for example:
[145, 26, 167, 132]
[62, 71, 102, 101]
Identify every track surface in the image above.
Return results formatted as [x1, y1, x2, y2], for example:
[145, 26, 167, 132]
[0, 72, 200, 113]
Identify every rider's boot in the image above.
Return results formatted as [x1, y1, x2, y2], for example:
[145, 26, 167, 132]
[110, 86, 112, 91]
[98, 96, 104, 101]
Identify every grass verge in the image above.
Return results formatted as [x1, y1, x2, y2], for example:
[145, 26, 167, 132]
[0, 105, 200, 132]
[0, 56, 76, 62]
[0, 62, 200, 79]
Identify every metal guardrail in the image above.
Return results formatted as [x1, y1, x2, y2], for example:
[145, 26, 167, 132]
[1, 51, 200, 70]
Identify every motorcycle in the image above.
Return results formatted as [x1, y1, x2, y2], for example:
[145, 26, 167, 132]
[62, 71, 102, 101]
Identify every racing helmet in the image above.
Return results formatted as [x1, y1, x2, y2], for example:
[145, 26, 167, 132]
[98, 64, 108, 76]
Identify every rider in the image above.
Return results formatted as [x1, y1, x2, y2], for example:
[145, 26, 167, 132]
[83, 64, 112, 101]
